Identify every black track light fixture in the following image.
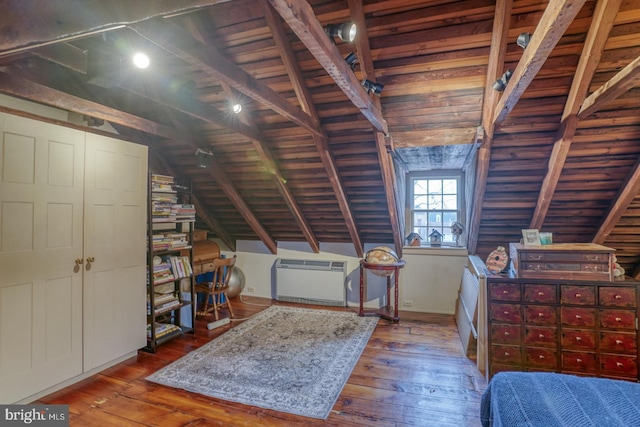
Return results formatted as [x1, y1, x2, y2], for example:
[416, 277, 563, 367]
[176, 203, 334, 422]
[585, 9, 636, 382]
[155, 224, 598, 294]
[517, 32, 531, 49]
[345, 52, 358, 71]
[492, 70, 513, 92]
[361, 79, 384, 95]
[324, 22, 357, 43]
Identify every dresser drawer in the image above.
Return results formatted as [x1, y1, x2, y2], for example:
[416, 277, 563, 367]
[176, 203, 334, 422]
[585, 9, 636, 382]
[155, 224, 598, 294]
[561, 329, 596, 350]
[524, 305, 557, 325]
[491, 324, 521, 345]
[561, 285, 596, 305]
[525, 326, 557, 347]
[581, 253, 609, 262]
[561, 307, 596, 327]
[524, 284, 556, 303]
[491, 345, 522, 365]
[525, 347, 558, 369]
[599, 309, 636, 330]
[491, 304, 522, 323]
[562, 351, 596, 372]
[600, 354, 638, 377]
[600, 332, 637, 354]
[599, 287, 636, 308]
[490, 283, 521, 302]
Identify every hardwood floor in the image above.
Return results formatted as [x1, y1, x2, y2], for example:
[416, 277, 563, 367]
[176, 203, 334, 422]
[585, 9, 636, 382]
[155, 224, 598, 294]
[37, 297, 488, 426]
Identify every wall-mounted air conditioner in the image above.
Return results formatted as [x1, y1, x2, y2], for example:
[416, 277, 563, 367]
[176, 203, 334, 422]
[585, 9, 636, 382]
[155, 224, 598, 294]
[275, 258, 347, 306]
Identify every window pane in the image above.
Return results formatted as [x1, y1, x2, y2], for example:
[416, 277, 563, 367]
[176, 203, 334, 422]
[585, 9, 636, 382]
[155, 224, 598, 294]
[443, 179, 457, 194]
[443, 195, 457, 209]
[414, 226, 428, 240]
[413, 211, 428, 227]
[428, 179, 442, 194]
[428, 194, 442, 209]
[428, 211, 443, 226]
[414, 194, 429, 209]
[414, 180, 428, 195]
[443, 211, 458, 225]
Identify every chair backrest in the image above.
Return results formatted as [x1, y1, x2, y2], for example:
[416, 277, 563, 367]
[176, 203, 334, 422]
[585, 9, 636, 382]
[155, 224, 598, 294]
[211, 255, 237, 290]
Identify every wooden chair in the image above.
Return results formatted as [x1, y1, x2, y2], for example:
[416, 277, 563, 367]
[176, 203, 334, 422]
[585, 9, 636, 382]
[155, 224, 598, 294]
[195, 255, 237, 321]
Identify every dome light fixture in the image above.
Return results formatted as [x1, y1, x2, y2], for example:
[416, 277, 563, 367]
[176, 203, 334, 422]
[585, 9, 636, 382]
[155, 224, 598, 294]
[132, 52, 150, 69]
[324, 22, 357, 43]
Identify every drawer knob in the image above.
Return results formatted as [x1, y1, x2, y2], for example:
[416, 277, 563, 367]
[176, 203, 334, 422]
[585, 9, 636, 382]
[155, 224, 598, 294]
[538, 312, 544, 318]
[576, 336, 582, 341]
[575, 293, 582, 298]
[576, 315, 582, 319]
[616, 317, 622, 322]
[505, 352, 510, 356]
[539, 334, 545, 339]
[503, 290, 508, 294]
[617, 362, 624, 368]
[504, 311, 510, 315]
[539, 355, 545, 359]
[538, 291, 544, 296]
[577, 358, 582, 363]
[616, 339, 623, 345]
[615, 295, 622, 300]
[504, 332, 510, 336]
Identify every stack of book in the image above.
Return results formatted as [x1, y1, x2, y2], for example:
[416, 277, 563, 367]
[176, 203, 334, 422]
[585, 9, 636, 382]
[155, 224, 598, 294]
[151, 260, 175, 284]
[148, 292, 181, 314]
[172, 204, 196, 222]
[151, 174, 176, 192]
[147, 322, 181, 339]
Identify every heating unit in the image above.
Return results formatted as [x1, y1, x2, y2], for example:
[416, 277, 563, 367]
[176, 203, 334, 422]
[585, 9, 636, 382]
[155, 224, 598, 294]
[275, 258, 347, 306]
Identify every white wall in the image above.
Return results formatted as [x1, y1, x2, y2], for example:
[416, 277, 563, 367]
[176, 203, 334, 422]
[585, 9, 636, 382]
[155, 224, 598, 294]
[217, 239, 468, 315]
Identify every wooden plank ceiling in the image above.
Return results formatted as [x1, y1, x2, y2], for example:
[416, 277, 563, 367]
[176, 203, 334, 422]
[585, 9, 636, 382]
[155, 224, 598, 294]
[0, 0, 639, 272]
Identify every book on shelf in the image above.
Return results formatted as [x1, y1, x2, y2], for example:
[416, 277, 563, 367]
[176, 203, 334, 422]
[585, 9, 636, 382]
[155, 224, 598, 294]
[147, 322, 181, 339]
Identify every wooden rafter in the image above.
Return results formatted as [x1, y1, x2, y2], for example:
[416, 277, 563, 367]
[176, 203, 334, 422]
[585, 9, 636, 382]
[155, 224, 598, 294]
[261, 0, 364, 257]
[0, 0, 230, 56]
[131, 19, 325, 140]
[348, 0, 402, 256]
[267, 0, 388, 135]
[493, 0, 587, 125]
[467, 0, 512, 255]
[529, 0, 622, 230]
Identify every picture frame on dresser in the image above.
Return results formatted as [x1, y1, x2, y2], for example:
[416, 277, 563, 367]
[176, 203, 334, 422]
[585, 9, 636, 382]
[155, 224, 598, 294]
[521, 229, 541, 246]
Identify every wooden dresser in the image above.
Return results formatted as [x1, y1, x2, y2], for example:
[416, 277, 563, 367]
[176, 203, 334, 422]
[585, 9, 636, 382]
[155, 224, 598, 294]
[486, 274, 639, 382]
[509, 243, 614, 282]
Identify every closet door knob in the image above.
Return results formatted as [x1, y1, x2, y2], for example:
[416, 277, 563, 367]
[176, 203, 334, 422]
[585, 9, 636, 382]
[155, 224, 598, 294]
[75, 258, 84, 265]
[86, 257, 95, 263]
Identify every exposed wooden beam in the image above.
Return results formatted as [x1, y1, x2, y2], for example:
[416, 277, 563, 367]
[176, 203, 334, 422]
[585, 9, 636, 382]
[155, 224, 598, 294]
[593, 156, 640, 245]
[394, 128, 481, 148]
[262, 0, 364, 257]
[267, 0, 389, 135]
[132, 19, 325, 140]
[349, 0, 402, 256]
[493, 0, 587, 125]
[0, 0, 230, 56]
[468, 0, 512, 255]
[529, 0, 622, 230]
[578, 55, 640, 119]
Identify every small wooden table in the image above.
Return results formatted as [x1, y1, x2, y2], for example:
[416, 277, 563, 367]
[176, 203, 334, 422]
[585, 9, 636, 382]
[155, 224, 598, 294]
[359, 259, 406, 322]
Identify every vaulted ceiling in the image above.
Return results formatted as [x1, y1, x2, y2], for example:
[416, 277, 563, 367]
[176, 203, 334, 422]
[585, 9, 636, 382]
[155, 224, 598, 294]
[1, 1, 639, 272]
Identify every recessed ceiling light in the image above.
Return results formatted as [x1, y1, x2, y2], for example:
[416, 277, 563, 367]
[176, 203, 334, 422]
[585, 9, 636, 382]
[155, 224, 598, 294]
[132, 52, 150, 69]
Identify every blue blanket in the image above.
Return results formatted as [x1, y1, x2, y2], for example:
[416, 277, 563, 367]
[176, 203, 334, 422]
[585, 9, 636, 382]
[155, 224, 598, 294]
[481, 372, 640, 426]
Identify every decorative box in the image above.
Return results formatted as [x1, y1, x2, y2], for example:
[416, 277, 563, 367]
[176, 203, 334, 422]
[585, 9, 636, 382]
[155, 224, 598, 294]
[509, 243, 614, 282]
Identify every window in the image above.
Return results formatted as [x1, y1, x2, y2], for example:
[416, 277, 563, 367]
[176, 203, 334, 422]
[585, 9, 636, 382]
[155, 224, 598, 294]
[408, 173, 464, 245]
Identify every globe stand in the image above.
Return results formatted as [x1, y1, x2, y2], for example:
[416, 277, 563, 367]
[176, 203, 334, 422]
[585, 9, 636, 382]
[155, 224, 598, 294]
[359, 259, 406, 322]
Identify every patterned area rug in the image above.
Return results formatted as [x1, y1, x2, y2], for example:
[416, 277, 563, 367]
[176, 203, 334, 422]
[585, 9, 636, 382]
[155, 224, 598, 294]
[146, 305, 378, 419]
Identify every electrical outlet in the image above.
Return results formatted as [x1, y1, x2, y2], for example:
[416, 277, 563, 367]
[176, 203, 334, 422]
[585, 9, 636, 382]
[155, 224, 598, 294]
[403, 300, 413, 307]
[246, 286, 256, 293]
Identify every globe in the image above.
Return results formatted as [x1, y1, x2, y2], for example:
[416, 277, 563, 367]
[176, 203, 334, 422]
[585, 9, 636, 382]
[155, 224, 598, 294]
[365, 246, 400, 277]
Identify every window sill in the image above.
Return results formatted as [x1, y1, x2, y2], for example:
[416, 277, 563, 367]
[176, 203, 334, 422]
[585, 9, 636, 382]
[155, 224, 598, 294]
[403, 245, 468, 257]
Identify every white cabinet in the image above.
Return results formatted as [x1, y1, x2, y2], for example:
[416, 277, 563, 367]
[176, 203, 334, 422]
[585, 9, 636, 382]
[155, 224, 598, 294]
[0, 113, 148, 403]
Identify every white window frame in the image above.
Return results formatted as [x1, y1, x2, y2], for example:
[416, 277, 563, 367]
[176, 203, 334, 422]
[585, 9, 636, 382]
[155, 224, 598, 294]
[406, 171, 465, 247]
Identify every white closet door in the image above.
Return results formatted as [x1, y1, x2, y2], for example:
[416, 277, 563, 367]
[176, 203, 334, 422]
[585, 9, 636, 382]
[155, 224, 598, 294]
[0, 113, 85, 403]
[83, 133, 147, 370]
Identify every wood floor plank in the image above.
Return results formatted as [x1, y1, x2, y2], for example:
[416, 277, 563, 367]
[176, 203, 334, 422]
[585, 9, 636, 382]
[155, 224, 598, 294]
[36, 298, 487, 426]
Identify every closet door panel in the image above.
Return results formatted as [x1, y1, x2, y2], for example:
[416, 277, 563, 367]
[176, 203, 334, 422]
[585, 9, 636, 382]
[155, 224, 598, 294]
[0, 113, 84, 403]
[83, 133, 147, 370]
